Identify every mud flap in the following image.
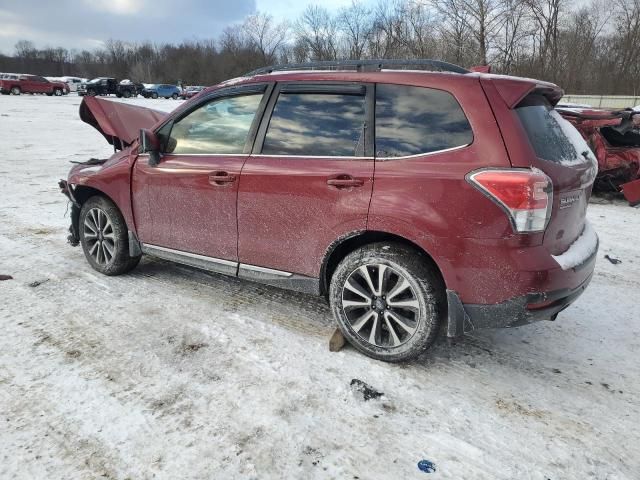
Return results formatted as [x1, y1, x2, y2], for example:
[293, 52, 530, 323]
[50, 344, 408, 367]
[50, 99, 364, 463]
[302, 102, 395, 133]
[446, 290, 474, 338]
[128, 230, 142, 257]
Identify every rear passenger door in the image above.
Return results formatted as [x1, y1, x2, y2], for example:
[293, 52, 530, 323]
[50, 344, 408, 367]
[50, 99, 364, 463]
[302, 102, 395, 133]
[237, 82, 374, 288]
[33, 76, 50, 93]
[19, 76, 35, 93]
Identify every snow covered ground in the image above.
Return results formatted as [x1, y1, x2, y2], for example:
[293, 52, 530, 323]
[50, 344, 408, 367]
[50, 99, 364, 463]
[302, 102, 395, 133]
[1, 95, 639, 480]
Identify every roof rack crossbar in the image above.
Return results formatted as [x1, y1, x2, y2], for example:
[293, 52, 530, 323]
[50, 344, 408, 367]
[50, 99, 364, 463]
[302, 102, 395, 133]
[245, 59, 469, 76]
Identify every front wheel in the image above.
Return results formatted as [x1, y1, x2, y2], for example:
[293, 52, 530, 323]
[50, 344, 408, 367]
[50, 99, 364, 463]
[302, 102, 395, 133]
[79, 196, 141, 275]
[171, 93, 178, 100]
[10, 86, 21, 95]
[152, 93, 158, 99]
[329, 243, 442, 362]
[54, 88, 62, 96]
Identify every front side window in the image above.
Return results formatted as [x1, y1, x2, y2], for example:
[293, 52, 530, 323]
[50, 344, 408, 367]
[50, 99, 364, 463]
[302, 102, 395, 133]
[375, 84, 473, 158]
[167, 94, 263, 155]
[262, 91, 366, 156]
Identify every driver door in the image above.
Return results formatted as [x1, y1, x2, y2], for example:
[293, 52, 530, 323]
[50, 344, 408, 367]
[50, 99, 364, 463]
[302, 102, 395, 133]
[132, 84, 271, 270]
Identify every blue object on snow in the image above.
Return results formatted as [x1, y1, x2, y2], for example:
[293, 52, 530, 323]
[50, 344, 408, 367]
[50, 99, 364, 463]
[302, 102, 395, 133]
[417, 459, 436, 473]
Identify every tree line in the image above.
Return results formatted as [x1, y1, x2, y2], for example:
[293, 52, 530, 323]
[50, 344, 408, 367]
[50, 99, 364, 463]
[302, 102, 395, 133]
[1, 0, 639, 95]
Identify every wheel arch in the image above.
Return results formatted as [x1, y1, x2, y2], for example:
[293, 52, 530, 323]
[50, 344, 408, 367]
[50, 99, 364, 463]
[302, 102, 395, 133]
[320, 230, 448, 301]
[69, 185, 116, 236]
[69, 185, 140, 257]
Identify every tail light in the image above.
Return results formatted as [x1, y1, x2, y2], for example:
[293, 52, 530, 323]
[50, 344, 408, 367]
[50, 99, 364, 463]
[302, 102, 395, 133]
[467, 168, 553, 233]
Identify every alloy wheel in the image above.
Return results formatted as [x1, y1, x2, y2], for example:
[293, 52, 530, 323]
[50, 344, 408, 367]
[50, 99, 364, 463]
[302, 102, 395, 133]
[342, 264, 421, 348]
[83, 208, 116, 265]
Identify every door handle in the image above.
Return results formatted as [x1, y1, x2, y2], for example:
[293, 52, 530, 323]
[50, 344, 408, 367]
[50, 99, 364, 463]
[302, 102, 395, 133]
[209, 172, 236, 185]
[327, 176, 364, 189]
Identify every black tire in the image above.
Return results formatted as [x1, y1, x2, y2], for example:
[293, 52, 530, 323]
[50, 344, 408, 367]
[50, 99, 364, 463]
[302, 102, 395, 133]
[79, 196, 141, 276]
[171, 93, 178, 100]
[329, 242, 442, 362]
[54, 88, 62, 96]
[10, 86, 21, 95]
[152, 92, 158, 99]
[123, 89, 131, 98]
[87, 89, 97, 97]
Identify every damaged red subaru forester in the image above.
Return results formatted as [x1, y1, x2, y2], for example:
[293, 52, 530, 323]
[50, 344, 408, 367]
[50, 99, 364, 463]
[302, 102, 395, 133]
[60, 60, 599, 362]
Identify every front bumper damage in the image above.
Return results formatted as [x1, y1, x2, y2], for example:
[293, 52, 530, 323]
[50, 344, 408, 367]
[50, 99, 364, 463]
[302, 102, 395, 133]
[59, 179, 81, 246]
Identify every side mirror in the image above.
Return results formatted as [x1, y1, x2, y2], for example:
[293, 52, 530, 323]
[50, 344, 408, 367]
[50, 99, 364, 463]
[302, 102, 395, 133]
[139, 128, 161, 166]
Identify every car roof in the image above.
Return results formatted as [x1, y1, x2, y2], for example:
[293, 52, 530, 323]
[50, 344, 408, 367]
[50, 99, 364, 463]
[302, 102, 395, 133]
[201, 65, 562, 109]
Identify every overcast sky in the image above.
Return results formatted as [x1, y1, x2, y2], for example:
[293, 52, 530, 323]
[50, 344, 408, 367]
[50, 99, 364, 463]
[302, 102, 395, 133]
[0, 0, 360, 55]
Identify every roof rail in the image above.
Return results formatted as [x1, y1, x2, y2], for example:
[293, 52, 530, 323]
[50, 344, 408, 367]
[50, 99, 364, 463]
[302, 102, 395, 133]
[245, 59, 469, 76]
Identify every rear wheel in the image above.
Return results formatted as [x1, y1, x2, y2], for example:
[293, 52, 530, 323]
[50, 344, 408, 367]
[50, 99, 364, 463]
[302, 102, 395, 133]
[79, 196, 141, 276]
[10, 86, 21, 95]
[171, 93, 178, 100]
[152, 92, 158, 99]
[329, 243, 442, 362]
[123, 89, 131, 98]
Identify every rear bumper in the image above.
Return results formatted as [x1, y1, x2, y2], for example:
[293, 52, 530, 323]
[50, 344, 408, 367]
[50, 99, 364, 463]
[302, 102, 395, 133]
[446, 242, 597, 337]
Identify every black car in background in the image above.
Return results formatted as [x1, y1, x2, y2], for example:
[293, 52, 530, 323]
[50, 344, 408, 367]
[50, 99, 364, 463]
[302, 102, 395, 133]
[77, 78, 143, 98]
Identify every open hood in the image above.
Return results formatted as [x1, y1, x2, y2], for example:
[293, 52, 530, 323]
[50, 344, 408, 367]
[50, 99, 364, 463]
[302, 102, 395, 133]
[79, 96, 166, 150]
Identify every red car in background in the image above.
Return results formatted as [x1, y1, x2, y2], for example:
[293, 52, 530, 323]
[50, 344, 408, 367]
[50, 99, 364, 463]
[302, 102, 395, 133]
[180, 85, 205, 100]
[59, 60, 599, 362]
[557, 106, 640, 205]
[0, 74, 70, 96]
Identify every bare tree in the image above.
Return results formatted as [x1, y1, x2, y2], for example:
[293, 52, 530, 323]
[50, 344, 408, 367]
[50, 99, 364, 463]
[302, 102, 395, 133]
[431, 0, 475, 65]
[494, 0, 530, 72]
[460, 0, 506, 65]
[243, 12, 289, 64]
[14, 40, 37, 59]
[295, 5, 339, 60]
[338, 1, 373, 59]
[523, 0, 567, 81]
[4, 0, 640, 95]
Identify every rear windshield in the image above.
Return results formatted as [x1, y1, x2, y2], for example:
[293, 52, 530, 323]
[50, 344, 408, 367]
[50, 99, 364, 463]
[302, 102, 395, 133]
[516, 95, 595, 166]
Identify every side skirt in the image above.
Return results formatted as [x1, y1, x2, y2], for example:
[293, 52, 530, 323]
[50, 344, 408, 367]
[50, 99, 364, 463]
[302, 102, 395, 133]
[141, 243, 320, 295]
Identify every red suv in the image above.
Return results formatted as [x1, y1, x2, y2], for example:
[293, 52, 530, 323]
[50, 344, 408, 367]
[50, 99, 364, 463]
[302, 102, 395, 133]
[0, 74, 69, 96]
[60, 60, 598, 362]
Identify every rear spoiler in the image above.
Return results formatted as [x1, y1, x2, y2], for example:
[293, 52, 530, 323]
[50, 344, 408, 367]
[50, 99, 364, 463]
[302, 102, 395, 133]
[79, 96, 166, 150]
[479, 74, 563, 108]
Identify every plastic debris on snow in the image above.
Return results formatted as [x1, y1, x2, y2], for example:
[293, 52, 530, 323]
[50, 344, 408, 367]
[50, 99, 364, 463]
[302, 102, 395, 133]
[417, 459, 436, 473]
[604, 254, 622, 265]
[350, 379, 384, 401]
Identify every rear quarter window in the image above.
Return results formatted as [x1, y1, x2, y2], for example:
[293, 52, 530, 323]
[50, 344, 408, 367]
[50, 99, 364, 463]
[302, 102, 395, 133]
[375, 84, 473, 158]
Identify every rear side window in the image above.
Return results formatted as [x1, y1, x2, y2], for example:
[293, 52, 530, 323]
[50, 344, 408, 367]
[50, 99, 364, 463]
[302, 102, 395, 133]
[375, 84, 472, 158]
[516, 95, 594, 165]
[262, 92, 366, 156]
